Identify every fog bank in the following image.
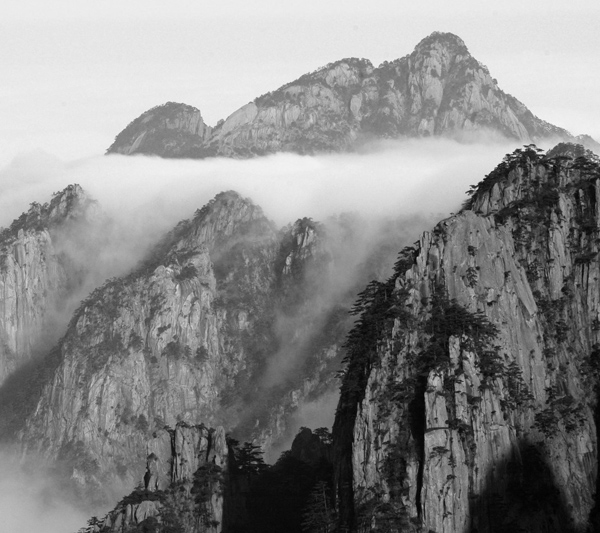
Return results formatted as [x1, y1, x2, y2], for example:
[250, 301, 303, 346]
[0, 137, 521, 233]
[0, 450, 105, 533]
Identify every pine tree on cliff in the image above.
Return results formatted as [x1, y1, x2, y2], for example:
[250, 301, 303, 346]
[301, 480, 336, 533]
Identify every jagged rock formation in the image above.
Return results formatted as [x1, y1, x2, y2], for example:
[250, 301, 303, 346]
[290, 427, 331, 467]
[80, 422, 228, 533]
[18, 191, 278, 493]
[17, 143, 600, 533]
[106, 102, 212, 157]
[80, 424, 336, 533]
[333, 145, 600, 532]
[17, 193, 401, 501]
[0, 184, 100, 386]
[107, 32, 598, 158]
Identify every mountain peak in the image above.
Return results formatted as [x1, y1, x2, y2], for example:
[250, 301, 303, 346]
[546, 142, 600, 161]
[192, 190, 270, 232]
[106, 101, 211, 157]
[47, 183, 98, 224]
[107, 33, 598, 157]
[0, 184, 99, 241]
[166, 190, 277, 256]
[414, 31, 468, 52]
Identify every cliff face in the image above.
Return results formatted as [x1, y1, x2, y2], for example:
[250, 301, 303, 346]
[106, 33, 598, 158]
[81, 422, 228, 533]
[106, 102, 212, 157]
[19, 191, 277, 493]
[17, 194, 391, 501]
[333, 145, 600, 532]
[208, 33, 571, 157]
[0, 184, 100, 386]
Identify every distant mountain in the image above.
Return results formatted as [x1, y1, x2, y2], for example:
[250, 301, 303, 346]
[107, 32, 599, 158]
[107, 102, 211, 158]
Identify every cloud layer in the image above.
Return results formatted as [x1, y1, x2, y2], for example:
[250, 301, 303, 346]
[0, 137, 521, 232]
[0, 136, 524, 528]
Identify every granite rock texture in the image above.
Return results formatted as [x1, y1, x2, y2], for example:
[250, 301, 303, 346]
[79, 422, 228, 533]
[107, 33, 599, 158]
[333, 145, 600, 532]
[0, 184, 100, 386]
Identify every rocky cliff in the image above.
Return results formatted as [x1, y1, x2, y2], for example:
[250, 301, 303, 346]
[107, 32, 598, 158]
[333, 144, 600, 532]
[14, 142, 600, 533]
[0, 184, 100, 387]
[106, 102, 211, 157]
[18, 191, 277, 497]
[78, 423, 337, 533]
[16, 192, 400, 504]
[80, 422, 228, 533]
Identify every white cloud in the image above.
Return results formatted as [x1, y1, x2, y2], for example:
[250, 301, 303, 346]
[0, 449, 103, 533]
[0, 137, 519, 231]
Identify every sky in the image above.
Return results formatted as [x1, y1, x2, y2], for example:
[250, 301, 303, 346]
[1, 0, 599, 165]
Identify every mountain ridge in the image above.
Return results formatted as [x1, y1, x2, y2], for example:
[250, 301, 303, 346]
[333, 144, 600, 531]
[66, 142, 600, 532]
[13, 187, 404, 508]
[106, 32, 599, 158]
[0, 184, 101, 387]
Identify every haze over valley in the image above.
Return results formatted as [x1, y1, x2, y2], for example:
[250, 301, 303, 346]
[1, 7, 599, 532]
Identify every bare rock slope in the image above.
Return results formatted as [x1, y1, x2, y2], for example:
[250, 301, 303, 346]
[107, 102, 211, 157]
[81, 422, 228, 533]
[0, 185, 100, 386]
[16, 192, 388, 502]
[107, 32, 598, 158]
[333, 144, 600, 532]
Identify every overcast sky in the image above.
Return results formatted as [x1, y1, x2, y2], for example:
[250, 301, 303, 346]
[1, 0, 599, 165]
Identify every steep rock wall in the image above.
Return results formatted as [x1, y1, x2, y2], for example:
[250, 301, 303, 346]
[0, 184, 100, 386]
[20, 191, 278, 493]
[334, 146, 600, 532]
[18, 194, 366, 502]
[80, 422, 228, 533]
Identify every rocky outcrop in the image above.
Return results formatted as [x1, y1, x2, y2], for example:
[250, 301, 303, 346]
[333, 145, 600, 532]
[17, 193, 391, 504]
[80, 422, 228, 533]
[290, 426, 332, 467]
[19, 191, 277, 492]
[0, 184, 100, 386]
[106, 102, 212, 157]
[107, 33, 599, 158]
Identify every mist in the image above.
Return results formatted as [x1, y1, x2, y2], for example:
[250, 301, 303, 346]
[0, 449, 105, 533]
[0, 138, 523, 331]
[265, 387, 340, 463]
[0, 136, 524, 528]
[0, 136, 523, 230]
[1, 134, 519, 406]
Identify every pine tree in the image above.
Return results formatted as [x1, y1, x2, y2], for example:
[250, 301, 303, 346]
[301, 480, 336, 533]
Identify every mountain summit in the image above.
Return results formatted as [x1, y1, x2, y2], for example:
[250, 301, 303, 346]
[106, 102, 211, 157]
[106, 32, 598, 158]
